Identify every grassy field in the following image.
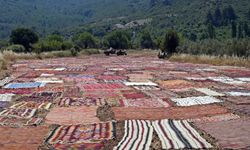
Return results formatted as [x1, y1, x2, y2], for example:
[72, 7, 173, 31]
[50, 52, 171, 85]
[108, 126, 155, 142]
[169, 54, 250, 68]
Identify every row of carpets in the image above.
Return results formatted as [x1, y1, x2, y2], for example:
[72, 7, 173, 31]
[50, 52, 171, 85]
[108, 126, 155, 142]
[44, 119, 214, 150]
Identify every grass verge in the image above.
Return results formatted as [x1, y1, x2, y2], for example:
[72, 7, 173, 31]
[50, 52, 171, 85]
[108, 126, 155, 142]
[169, 54, 250, 68]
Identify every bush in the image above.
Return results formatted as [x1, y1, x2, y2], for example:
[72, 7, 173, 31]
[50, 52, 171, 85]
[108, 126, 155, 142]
[161, 29, 180, 54]
[73, 32, 97, 49]
[5, 44, 26, 53]
[10, 28, 38, 51]
[177, 38, 250, 57]
[104, 30, 131, 49]
[140, 30, 155, 49]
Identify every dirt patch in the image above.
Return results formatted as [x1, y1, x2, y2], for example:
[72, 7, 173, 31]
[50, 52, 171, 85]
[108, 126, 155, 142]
[102, 121, 124, 150]
[97, 104, 115, 122]
[150, 130, 163, 150]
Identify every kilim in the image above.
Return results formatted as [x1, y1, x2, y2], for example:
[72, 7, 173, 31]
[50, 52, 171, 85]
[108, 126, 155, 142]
[188, 113, 240, 123]
[153, 119, 212, 149]
[10, 101, 52, 110]
[171, 96, 222, 106]
[0, 116, 43, 126]
[57, 97, 106, 107]
[114, 120, 153, 150]
[46, 122, 116, 144]
[0, 108, 37, 118]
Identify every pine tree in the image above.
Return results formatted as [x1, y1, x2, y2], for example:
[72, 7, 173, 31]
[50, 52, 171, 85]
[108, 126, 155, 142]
[243, 22, 249, 37]
[207, 23, 216, 39]
[206, 11, 214, 24]
[214, 7, 222, 27]
[231, 21, 237, 38]
[238, 22, 243, 38]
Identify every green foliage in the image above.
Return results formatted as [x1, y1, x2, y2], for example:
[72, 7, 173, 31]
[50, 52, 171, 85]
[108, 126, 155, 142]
[10, 28, 39, 51]
[207, 23, 216, 39]
[0, 40, 8, 50]
[177, 38, 250, 57]
[231, 21, 237, 38]
[104, 30, 131, 49]
[33, 34, 73, 53]
[73, 32, 97, 49]
[6, 44, 26, 53]
[140, 30, 155, 49]
[161, 30, 180, 54]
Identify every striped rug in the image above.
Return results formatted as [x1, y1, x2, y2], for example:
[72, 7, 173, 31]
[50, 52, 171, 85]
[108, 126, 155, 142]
[152, 119, 212, 149]
[115, 120, 153, 150]
[46, 121, 116, 144]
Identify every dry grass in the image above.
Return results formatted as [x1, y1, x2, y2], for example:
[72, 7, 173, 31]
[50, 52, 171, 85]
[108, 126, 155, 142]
[169, 54, 250, 68]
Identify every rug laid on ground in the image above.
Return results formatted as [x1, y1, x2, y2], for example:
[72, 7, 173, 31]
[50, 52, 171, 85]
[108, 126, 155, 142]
[4, 82, 46, 89]
[57, 97, 106, 107]
[153, 119, 212, 149]
[188, 113, 240, 123]
[120, 98, 170, 108]
[45, 106, 100, 125]
[10, 102, 52, 110]
[0, 94, 15, 102]
[0, 77, 13, 87]
[195, 88, 225, 96]
[52, 143, 104, 150]
[114, 120, 153, 150]
[0, 108, 37, 118]
[0, 126, 48, 150]
[0, 116, 43, 126]
[171, 96, 222, 106]
[46, 122, 116, 144]
[194, 118, 250, 149]
[112, 104, 228, 120]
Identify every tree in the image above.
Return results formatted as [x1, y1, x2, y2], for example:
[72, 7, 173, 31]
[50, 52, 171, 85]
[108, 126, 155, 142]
[73, 32, 97, 49]
[140, 30, 155, 49]
[222, 5, 237, 24]
[231, 21, 237, 38]
[206, 11, 214, 24]
[247, 9, 250, 20]
[214, 7, 222, 27]
[104, 30, 130, 49]
[10, 28, 38, 52]
[243, 22, 249, 37]
[207, 23, 216, 39]
[46, 34, 64, 42]
[161, 29, 179, 54]
[238, 22, 243, 38]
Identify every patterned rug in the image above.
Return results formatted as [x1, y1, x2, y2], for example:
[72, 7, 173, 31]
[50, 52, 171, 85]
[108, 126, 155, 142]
[10, 102, 52, 110]
[194, 118, 250, 149]
[0, 116, 43, 126]
[171, 96, 222, 106]
[0, 94, 15, 102]
[121, 98, 170, 108]
[53, 143, 104, 150]
[4, 82, 46, 89]
[57, 97, 106, 107]
[46, 122, 116, 144]
[45, 106, 100, 125]
[0, 108, 37, 118]
[188, 113, 240, 123]
[153, 119, 212, 149]
[115, 120, 153, 150]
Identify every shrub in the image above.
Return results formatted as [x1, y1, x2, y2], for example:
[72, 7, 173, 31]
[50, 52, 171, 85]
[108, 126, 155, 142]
[140, 30, 155, 49]
[5, 44, 26, 53]
[161, 29, 180, 54]
[73, 32, 97, 49]
[10, 28, 38, 51]
[104, 30, 131, 49]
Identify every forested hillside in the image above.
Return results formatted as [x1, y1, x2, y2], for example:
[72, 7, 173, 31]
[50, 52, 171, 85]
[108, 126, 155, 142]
[0, 0, 249, 39]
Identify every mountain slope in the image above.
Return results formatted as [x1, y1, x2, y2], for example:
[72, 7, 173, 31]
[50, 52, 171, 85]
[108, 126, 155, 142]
[0, 0, 249, 39]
